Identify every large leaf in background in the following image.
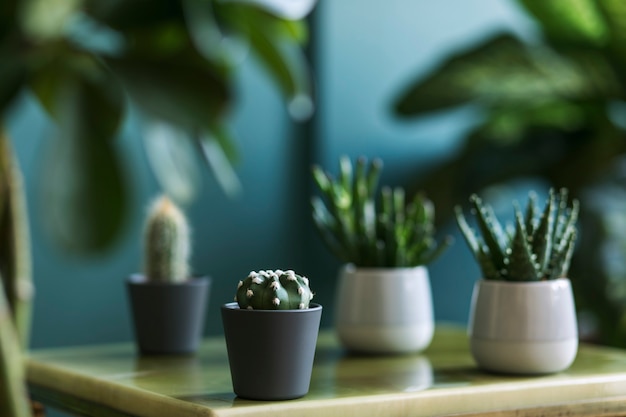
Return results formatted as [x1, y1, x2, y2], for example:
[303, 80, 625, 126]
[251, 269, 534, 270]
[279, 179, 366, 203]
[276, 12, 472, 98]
[83, 0, 184, 31]
[0, 45, 26, 115]
[107, 45, 230, 130]
[198, 127, 242, 196]
[0, 0, 17, 39]
[242, 8, 313, 120]
[190, 1, 313, 120]
[142, 121, 201, 204]
[32, 58, 127, 252]
[394, 33, 618, 117]
[596, 0, 626, 71]
[226, 0, 316, 20]
[518, 0, 608, 47]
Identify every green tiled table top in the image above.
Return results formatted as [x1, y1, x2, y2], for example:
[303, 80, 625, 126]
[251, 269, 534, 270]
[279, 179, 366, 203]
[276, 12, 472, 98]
[26, 325, 626, 417]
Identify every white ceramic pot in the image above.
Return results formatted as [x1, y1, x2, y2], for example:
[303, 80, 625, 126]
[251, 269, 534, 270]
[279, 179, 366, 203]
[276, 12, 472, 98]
[335, 265, 434, 354]
[468, 278, 578, 374]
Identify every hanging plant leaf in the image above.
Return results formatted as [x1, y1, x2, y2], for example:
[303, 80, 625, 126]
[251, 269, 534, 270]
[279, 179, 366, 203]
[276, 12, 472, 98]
[596, 0, 626, 71]
[232, 5, 313, 119]
[394, 33, 616, 117]
[198, 128, 242, 196]
[518, 0, 608, 47]
[225, 0, 317, 20]
[142, 120, 201, 204]
[83, 0, 184, 31]
[107, 44, 231, 131]
[0, 54, 25, 115]
[33, 59, 127, 252]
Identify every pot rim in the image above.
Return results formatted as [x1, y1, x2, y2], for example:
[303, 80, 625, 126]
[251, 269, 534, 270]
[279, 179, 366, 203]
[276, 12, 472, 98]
[342, 264, 427, 274]
[127, 274, 210, 286]
[222, 302, 322, 313]
[476, 277, 570, 287]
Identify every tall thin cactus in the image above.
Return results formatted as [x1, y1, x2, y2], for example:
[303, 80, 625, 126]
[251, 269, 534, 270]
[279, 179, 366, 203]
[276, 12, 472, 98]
[455, 188, 579, 281]
[311, 156, 451, 267]
[143, 195, 191, 283]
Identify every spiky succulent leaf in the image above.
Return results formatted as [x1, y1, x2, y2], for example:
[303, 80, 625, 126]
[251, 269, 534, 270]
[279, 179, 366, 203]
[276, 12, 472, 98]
[531, 189, 555, 273]
[508, 208, 539, 281]
[456, 188, 579, 281]
[311, 156, 449, 267]
[468, 195, 507, 271]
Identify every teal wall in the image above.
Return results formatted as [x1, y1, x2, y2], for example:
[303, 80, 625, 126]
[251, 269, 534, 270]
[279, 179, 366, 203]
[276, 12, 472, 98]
[5, 0, 532, 354]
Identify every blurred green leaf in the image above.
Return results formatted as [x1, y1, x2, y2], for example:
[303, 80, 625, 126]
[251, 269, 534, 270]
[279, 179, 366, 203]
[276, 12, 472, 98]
[0, 0, 18, 38]
[596, 0, 626, 71]
[198, 129, 242, 196]
[107, 45, 230, 130]
[394, 33, 618, 117]
[36, 63, 127, 252]
[233, 5, 313, 119]
[519, 0, 608, 47]
[226, 0, 316, 20]
[0, 48, 25, 115]
[84, 0, 184, 31]
[142, 121, 201, 204]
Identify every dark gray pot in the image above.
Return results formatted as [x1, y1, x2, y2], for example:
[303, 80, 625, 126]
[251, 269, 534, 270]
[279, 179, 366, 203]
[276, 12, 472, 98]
[127, 275, 210, 355]
[221, 302, 322, 400]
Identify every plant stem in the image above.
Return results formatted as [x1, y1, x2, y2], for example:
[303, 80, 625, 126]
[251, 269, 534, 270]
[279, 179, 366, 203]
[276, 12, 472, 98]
[0, 129, 33, 348]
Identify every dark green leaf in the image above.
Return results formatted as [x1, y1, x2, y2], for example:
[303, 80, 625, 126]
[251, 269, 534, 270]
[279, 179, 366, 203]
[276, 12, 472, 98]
[107, 46, 230, 130]
[394, 33, 617, 117]
[596, 0, 626, 71]
[0, 52, 25, 115]
[36, 65, 127, 252]
[84, 0, 184, 31]
[0, 0, 18, 38]
[142, 121, 201, 204]
[518, 0, 608, 47]
[217, 3, 313, 119]
[198, 129, 242, 196]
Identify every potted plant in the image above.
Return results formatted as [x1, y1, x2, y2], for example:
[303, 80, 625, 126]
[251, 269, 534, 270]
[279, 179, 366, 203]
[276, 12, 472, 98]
[456, 188, 579, 374]
[127, 195, 210, 355]
[221, 269, 322, 400]
[311, 156, 451, 354]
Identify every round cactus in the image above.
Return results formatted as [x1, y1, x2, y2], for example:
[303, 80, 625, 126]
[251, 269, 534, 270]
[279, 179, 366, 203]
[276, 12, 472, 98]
[236, 270, 314, 310]
[143, 195, 191, 283]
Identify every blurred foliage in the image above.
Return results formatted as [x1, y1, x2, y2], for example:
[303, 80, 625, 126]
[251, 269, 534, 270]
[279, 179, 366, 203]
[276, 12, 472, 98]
[0, 0, 315, 253]
[0, 1, 315, 415]
[393, 0, 626, 347]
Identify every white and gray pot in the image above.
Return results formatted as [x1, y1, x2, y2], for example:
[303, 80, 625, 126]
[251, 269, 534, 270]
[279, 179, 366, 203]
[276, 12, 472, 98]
[221, 302, 323, 400]
[127, 274, 210, 355]
[335, 265, 434, 354]
[468, 278, 578, 374]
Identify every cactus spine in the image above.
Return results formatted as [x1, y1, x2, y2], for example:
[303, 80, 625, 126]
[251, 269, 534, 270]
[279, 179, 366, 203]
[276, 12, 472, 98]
[236, 270, 314, 310]
[143, 195, 191, 283]
[455, 188, 579, 281]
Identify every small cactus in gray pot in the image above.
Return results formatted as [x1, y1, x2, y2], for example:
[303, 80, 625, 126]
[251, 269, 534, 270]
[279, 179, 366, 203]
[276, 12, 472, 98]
[143, 195, 191, 283]
[236, 270, 314, 310]
[455, 188, 579, 281]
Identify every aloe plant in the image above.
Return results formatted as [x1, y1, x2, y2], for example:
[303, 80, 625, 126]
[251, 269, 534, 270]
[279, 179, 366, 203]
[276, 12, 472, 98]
[311, 156, 451, 267]
[236, 269, 314, 310]
[456, 189, 579, 281]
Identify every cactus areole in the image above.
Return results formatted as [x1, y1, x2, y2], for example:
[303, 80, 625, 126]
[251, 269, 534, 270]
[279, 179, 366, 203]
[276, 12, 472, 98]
[236, 270, 314, 310]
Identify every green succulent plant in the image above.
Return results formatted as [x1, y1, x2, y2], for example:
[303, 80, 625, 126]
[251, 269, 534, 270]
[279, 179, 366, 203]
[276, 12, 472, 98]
[311, 156, 451, 268]
[236, 269, 313, 310]
[143, 195, 191, 283]
[455, 188, 579, 281]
